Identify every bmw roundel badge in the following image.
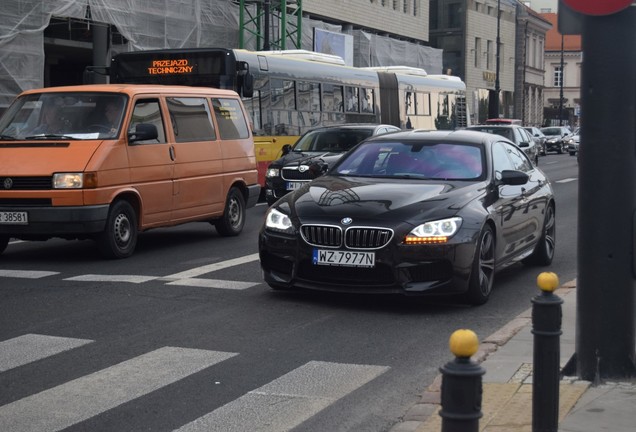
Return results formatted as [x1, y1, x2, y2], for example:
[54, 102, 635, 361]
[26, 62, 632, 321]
[341, 217, 353, 225]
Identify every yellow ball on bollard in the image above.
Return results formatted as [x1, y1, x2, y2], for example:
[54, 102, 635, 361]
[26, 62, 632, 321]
[449, 329, 479, 358]
[537, 272, 559, 292]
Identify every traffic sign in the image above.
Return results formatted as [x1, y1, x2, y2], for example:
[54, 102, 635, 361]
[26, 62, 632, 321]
[562, 0, 633, 16]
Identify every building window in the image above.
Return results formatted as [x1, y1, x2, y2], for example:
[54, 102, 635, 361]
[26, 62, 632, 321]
[448, 3, 461, 27]
[430, 0, 438, 28]
[553, 66, 563, 87]
[487, 40, 493, 70]
[393, 0, 398, 10]
[413, 0, 418, 16]
[475, 37, 482, 68]
[475, 2, 482, 12]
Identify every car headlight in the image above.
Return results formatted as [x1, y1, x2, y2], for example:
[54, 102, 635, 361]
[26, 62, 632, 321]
[266, 167, 280, 178]
[265, 207, 293, 232]
[52, 172, 97, 189]
[405, 217, 462, 244]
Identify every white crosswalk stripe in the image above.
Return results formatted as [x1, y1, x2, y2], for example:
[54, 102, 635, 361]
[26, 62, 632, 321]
[0, 334, 390, 431]
[0, 334, 93, 372]
[0, 346, 237, 432]
[175, 360, 390, 432]
[0, 270, 59, 279]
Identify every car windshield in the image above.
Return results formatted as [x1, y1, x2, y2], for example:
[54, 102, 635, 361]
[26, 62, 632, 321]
[293, 129, 373, 153]
[0, 92, 127, 140]
[334, 141, 485, 180]
[467, 126, 513, 141]
[541, 127, 567, 136]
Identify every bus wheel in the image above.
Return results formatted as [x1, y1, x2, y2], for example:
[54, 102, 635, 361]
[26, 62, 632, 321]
[0, 235, 9, 255]
[97, 200, 138, 259]
[215, 187, 245, 236]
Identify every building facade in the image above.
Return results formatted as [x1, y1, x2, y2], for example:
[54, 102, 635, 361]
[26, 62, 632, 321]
[541, 12, 581, 127]
[514, 3, 552, 126]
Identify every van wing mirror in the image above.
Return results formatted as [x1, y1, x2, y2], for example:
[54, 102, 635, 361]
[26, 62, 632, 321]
[129, 123, 158, 142]
[281, 144, 292, 155]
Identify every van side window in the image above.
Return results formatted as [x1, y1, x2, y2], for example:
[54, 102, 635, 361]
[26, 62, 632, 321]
[212, 98, 250, 140]
[130, 99, 166, 144]
[166, 97, 216, 142]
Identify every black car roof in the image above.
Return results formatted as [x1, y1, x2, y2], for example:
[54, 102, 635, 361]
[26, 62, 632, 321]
[363, 128, 498, 145]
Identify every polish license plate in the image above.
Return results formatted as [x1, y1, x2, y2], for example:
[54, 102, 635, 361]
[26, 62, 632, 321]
[313, 249, 375, 268]
[0, 211, 28, 225]
[286, 181, 305, 191]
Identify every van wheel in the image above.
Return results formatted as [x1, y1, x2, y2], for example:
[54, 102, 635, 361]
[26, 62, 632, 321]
[215, 187, 245, 236]
[97, 200, 138, 259]
[464, 225, 495, 305]
[0, 235, 9, 255]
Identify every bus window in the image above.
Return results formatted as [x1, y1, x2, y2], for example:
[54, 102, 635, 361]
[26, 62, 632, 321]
[212, 98, 250, 140]
[361, 88, 374, 113]
[345, 86, 359, 112]
[297, 81, 320, 112]
[323, 84, 344, 112]
[416, 92, 431, 116]
[406, 92, 416, 116]
[166, 97, 216, 142]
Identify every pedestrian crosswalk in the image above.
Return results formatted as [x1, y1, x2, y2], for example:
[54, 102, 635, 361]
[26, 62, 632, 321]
[0, 253, 262, 290]
[0, 333, 390, 431]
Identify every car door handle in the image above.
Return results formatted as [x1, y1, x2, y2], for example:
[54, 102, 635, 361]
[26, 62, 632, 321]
[169, 145, 175, 161]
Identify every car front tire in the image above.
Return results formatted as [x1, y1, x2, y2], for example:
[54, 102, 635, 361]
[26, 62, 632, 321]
[464, 225, 495, 305]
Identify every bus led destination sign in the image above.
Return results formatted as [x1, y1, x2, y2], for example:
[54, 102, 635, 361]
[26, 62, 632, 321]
[148, 59, 195, 75]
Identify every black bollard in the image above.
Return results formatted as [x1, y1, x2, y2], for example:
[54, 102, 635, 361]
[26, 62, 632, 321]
[439, 329, 485, 432]
[532, 272, 563, 432]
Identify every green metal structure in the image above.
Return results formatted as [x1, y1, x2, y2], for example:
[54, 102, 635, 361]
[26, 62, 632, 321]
[239, 0, 303, 50]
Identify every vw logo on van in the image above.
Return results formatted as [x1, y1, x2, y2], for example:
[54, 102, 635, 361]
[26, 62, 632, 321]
[341, 217, 353, 225]
[3, 178, 13, 190]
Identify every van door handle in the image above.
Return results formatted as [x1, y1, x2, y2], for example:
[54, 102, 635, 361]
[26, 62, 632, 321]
[169, 145, 175, 161]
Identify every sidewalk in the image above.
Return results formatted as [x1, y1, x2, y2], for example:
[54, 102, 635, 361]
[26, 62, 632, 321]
[390, 279, 636, 432]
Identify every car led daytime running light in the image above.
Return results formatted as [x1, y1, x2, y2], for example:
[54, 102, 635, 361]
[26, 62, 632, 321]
[404, 236, 448, 244]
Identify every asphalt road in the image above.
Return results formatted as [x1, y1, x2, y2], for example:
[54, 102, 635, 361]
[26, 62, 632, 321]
[0, 154, 580, 432]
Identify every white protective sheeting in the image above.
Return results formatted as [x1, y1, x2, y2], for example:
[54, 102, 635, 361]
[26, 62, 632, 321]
[0, 0, 442, 108]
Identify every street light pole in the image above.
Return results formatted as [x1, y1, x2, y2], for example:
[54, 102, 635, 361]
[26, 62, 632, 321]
[559, 33, 564, 126]
[495, 0, 501, 116]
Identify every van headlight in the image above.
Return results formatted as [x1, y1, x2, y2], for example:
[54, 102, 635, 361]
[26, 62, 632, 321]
[265, 207, 293, 232]
[53, 172, 97, 189]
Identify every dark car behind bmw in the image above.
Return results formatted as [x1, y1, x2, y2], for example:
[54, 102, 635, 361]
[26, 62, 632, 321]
[264, 124, 400, 205]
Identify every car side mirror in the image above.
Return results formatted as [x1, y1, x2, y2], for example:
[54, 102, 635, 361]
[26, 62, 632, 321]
[128, 123, 158, 142]
[519, 141, 529, 148]
[281, 144, 292, 155]
[500, 170, 529, 185]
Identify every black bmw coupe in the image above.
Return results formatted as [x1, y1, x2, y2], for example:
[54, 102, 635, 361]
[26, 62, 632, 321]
[258, 129, 556, 305]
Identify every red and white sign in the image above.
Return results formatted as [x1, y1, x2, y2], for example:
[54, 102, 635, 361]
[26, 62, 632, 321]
[562, 0, 633, 16]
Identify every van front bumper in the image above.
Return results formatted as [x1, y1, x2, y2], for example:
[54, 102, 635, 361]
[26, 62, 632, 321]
[0, 205, 109, 238]
[246, 184, 261, 208]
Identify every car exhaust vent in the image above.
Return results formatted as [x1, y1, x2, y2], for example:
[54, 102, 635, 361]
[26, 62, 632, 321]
[301, 225, 342, 247]
[345, 227, 393, 249]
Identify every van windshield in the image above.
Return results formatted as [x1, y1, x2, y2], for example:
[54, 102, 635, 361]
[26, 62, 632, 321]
[0, 92, 127, 140]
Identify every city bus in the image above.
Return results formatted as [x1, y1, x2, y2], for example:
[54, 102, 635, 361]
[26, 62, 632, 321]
[106, 47, 469, 187]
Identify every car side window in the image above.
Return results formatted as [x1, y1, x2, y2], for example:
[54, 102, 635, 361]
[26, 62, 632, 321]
[492, 141, 516, 180]
[129, 99, 167, 144]
[506, 143, 533, 172]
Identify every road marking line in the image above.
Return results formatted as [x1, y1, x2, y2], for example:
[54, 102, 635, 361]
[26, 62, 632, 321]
[174, 360, 389, 432]
[0, 334, 93, 372]
[166, 278, 259, 290]
[0, 270, 59, 279]
[164, 253, 260, 279]
[556, 178, 577, 183]
[0, 347, 237, 432]
[64, 274, 159, 283]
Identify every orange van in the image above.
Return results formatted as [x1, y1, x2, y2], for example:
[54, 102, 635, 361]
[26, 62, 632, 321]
[0, 84, 260, 258]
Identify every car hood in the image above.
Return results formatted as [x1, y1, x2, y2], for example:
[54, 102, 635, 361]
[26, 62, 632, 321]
[280, 175, 486, 227]
[272, 151, 345, 168]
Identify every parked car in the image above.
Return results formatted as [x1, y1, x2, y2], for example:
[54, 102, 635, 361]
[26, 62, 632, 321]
[264, 124, 401, 205]
[485, 118, 523, 126]
[540, 126, 572, 154]
[566, 127, 580, 156]
[524, 126, 547, 156]
[259, 129, 556, 305]
[465, 124, 539, 165]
